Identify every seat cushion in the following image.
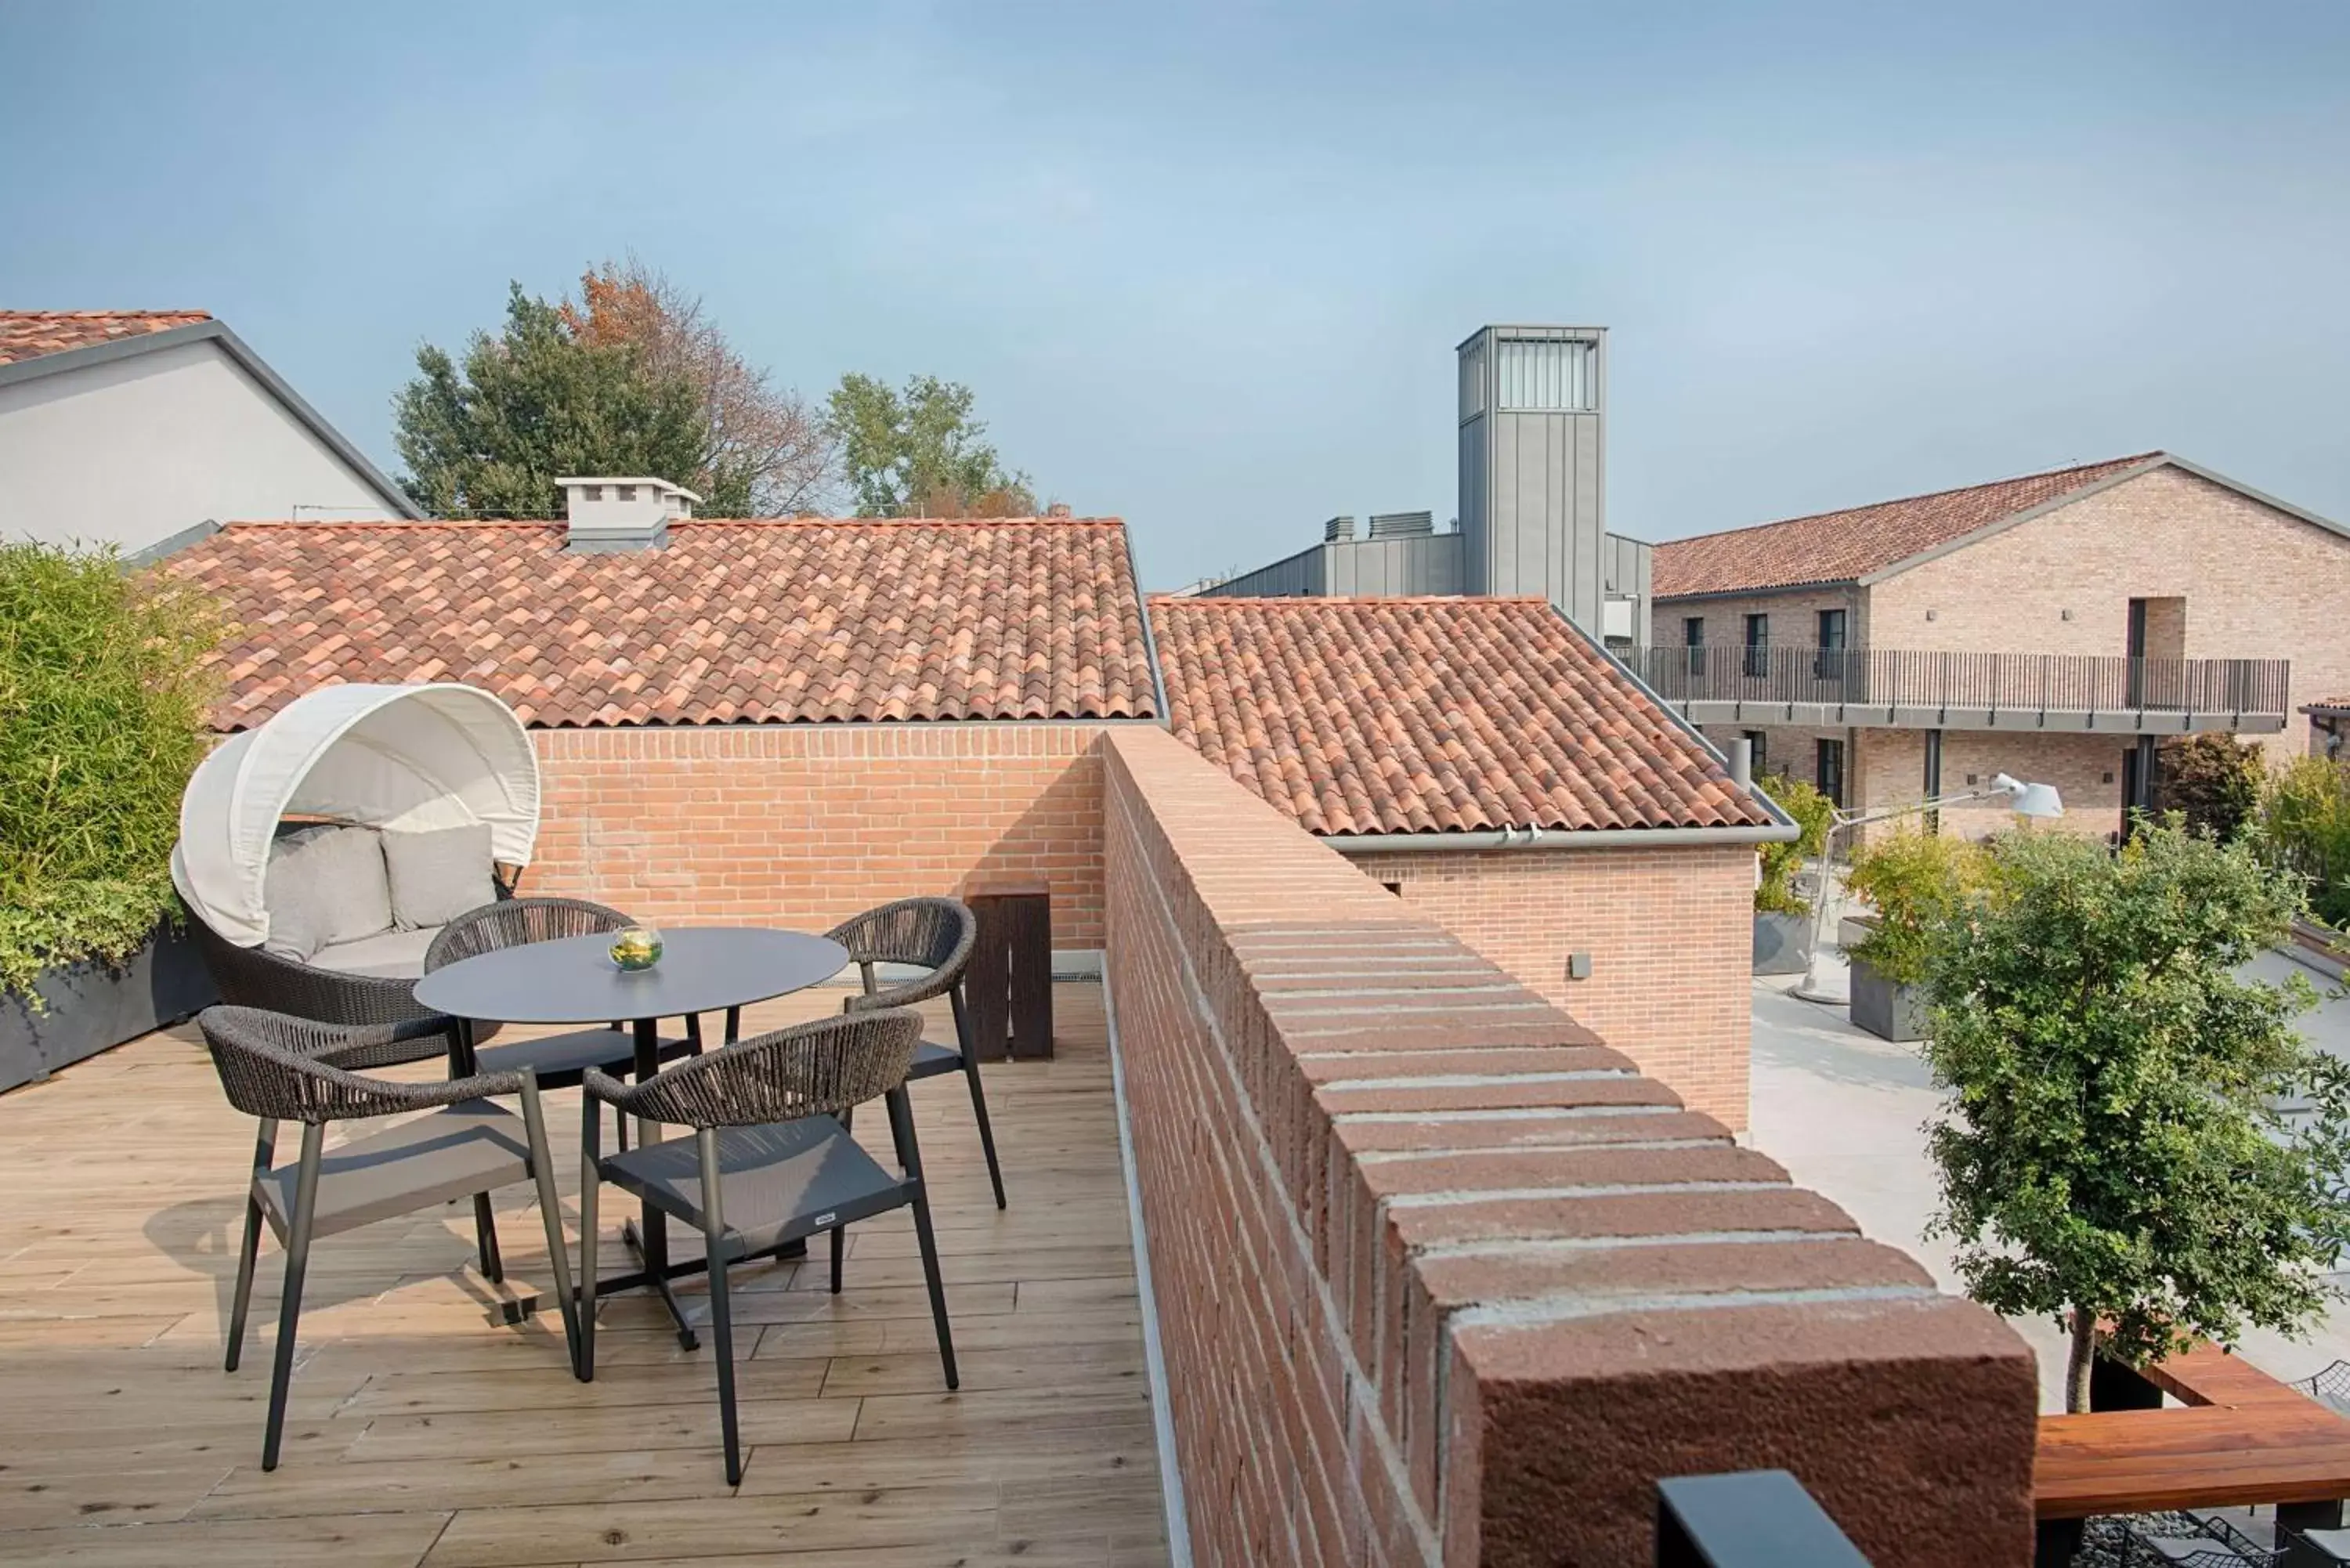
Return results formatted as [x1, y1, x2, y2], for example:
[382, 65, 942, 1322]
[907, 1039, 964, 1080]
[383, 824, 497, 930]
[601, 1117, 907, 1257]
[310, 925, 441, 980]
[256, 1100, 531, 1241]
[476, 1028, 692, 1083]
[264, 825, 396, 959]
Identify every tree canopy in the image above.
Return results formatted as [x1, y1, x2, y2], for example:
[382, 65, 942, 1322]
[1920, 820, 2350, 1411]
[394, 284, 704, 518]
[826, 372, 1035, 518]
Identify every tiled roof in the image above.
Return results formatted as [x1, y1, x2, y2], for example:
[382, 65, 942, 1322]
[0, 310, 212, 366]
[1149, 595, 1771, 837]
[2303, 698, 2350, 716]
[1653, 453, 2163, 598]
[166, 518, 1159, 729]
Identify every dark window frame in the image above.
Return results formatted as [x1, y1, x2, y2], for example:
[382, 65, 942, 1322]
[1743, 614, 1769, 678]
[1817, 737, 1846, 807]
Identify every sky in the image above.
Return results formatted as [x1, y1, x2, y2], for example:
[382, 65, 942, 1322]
[4, 2, 2347, 591]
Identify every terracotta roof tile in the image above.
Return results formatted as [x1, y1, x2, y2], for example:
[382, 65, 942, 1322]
[166, 517, 1158, 729]
[1149, 595, 1771, 837]
[1653, 453, 2163, 598]
[0, 310, 212, 366]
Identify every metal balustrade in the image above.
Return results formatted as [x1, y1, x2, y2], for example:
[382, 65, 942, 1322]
[1629, 645, 2291, 722]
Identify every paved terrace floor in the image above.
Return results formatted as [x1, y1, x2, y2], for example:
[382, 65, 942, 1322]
[0, 980, 1169, 1568]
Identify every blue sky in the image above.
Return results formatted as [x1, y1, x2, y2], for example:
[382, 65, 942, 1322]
[4, 2, 2345, 589]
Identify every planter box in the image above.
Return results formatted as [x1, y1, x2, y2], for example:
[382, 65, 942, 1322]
[1753, 911, 1813, 975]
[1850, 956, 1928, 1042]
[0, 923, 217, 1093]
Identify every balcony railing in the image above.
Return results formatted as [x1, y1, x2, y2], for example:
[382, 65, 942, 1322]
[1629, 645, 2291, 721]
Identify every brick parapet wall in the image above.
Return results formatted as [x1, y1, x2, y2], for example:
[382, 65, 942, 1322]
[1346, 844, 1755, 1130]
[1101, 726, 2037, 1567]
[525, 721, 1112, 945]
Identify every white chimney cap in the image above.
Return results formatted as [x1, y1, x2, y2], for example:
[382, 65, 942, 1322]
[555, 477, 705, 504]
[558, 477, 701, 551]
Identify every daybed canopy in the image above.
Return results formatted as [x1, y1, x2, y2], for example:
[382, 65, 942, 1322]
[172, 683, 540, 948]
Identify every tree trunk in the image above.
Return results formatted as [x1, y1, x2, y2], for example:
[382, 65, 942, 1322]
[2066, 1305, 2098, 1414]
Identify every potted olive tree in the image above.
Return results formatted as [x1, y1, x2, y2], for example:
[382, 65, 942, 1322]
[0, 543, 224, 1090]
[1842, 826, 1985, 1041]
[1752, 773, 1832, 974]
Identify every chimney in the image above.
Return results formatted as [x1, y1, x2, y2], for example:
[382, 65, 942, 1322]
[1368, 510, 1434, 540]
[1324, 515, 1358, 542]
[1046, 503, 1072, 518]
[558, 477, 700, 551]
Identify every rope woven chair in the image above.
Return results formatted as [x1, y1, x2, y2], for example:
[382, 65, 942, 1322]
[196, 1005, 579, 1470]
[826, 898, 1002, 1207]
[190, 908, 459, 1063]
[576, 1007, 955, 1484]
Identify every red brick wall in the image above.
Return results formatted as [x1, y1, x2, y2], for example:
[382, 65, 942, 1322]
[525, 722, 1112, 945]
[1101, 726, 2037, 1568]
[1346, 844, 1755, 1130]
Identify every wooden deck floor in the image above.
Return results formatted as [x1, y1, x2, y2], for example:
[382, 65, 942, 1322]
[0, 981, 1169, 1567]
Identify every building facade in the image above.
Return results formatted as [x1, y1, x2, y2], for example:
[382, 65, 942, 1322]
[1647, 453, 2350, 841]
[0, 312, 418, 555]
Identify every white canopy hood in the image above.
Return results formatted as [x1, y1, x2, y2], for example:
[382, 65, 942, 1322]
[171, 683, 540, 948]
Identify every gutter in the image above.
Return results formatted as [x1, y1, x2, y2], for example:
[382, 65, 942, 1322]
[1325, 821, 1797, 855]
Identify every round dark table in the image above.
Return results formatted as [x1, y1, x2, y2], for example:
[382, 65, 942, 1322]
[414, 927, 848, 1346]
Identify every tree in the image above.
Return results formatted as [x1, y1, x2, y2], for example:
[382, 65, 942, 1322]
[393, 284, 704, 518]
[1753, 772, 1833, 916]
[825, 372, 1036, 517]
[2153, 732, 2266, 841]
[565, 258, 835, 516]
[1919, 820, 2350, 1412]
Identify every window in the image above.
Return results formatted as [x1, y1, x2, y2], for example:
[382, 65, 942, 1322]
[1683, 616, 1707, 677]
[1815, 608, 1848, 681]
[1817, 739, 1846, 807]
[1743, 729, 1768, 776]
[1743, 613, 1770, 678]
[1494, 337, 1596, 412]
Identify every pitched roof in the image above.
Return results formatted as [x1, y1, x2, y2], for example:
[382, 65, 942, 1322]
[1149, 595, 1771, 837]
[165, 517, 1160, 730]
[1652, 453, 2163, 598]
[0, 310, 212, 365]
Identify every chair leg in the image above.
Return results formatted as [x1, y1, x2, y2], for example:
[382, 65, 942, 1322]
[577, 1099, 602, 1382]
[830, 1102, 853, 1294]
[517, 1075, 580, 1373]
[697, 1129, 743, 1486]
[472, 1192, 504, 1283]
[226, 1117, 276, 1374]
[962, 1053, 1007, 1210]
[885, 1087, 957, 1390]
[262, 1123, 324, 1471]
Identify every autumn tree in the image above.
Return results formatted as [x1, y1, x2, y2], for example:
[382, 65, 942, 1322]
[393, 285, 703, 518]
[566, 258, 835, 516]
[826, 372, 1036, 517]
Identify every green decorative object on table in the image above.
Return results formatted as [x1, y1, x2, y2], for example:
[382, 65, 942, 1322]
[609, 926, 663, 971]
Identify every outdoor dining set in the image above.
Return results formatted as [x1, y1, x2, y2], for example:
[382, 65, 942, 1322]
[168, 684, 1007, 1484]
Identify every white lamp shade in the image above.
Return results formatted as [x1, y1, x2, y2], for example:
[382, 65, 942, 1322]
[2013, 782, 2065, 818]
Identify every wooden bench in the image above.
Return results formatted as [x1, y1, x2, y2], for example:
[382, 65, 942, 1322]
[2035, 1340, 2350, 1567]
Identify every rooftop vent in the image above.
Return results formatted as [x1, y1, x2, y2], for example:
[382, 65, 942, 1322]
[1368, 511, 1434, 540]
[1324, 515, 1358, 543]
[558, 476, 700, 551]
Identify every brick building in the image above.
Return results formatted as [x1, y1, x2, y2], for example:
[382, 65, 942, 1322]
[1647, 452, 2350, 840]
[1148, 594, 1792, 1127]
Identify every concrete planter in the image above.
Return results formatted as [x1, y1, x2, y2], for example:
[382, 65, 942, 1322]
[0, 922, 217, 1093]
[1753, 911, 1813, 975]
[1850, 956, 1929, 1043]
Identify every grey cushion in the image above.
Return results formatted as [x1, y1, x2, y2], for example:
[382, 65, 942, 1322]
[310, 925, 439, 980]
[382, 824, 497, 930]
[263, 826, 394, 959]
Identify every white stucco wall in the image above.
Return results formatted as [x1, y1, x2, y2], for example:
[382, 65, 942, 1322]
[0, 339, 406, 553]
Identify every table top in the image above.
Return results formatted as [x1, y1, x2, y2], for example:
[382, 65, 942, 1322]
[413, 927, 849, 1025]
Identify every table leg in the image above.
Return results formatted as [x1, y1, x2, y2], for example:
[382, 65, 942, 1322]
[2281, 1498, 2345, 1568]
[631, 1015, 699, 1351]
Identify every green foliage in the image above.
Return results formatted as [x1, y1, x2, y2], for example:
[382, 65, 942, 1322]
[2261, 754, 2350, 930]
[826, 372, 1035, 517]
[1753, 772, 1833, 916]
[2153, 732, 2265, 842]
[0, 544, 224, 999]
[393, 284, 706, 518]
[1845, 827, 1989, 985]
[1919, 820, 2350, 1411]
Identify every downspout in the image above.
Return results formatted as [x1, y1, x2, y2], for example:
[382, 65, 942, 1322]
[1325, 821, 1797, 855]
